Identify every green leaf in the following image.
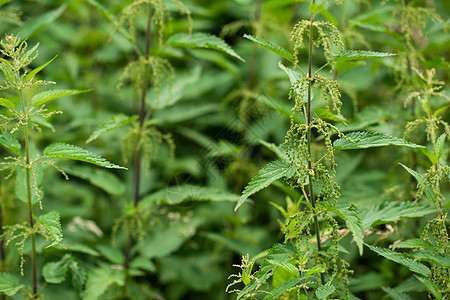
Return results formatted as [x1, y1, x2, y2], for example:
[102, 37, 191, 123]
[140, 185, 239, 207]
[68, 260, 87, 293]
[263, 278, 300, 299]
[244, 34, 296, 63]
[235, 160, 296, 211]
[31, 89, 89, 107]
[15, 165, 43, 205]
[381, 286, 413, 300]
[167, 32, 244, 62]
[399, 164, 436, 203]
[420, 147, 438, 164]
[334, 131, 424, 150]
[82, 264, 125, 300]
[0, 131, 21, 153]
[365, 244, 430, 277]
[332, 50, 396, 62]
[309, 4, 339, 26]
[316, 280, 336, 299]
[414, 275, 442, 300]
[324, 203, 364, 255]
[86, 114, 136, 143]
[0, 97, 15, 110]
[314, 107, 346, 122]
[435, 133, 446, 160]
[25, 55, 57, 83]
[43, 143, 127, 169]
[359, 201, 435, 230]
[34, 210, 63, 248]
[393, 239, 433, 250]
[148, 67, 201, 109]
[410, 250, 450, 268]
[65, 166, 125, 195]
[0, 273, 24, 296]
[15, 5, 66, 39]
[43, 254, 74, 284]
[278, 62, 306, 99]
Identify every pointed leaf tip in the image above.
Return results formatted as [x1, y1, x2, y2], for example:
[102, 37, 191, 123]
[43, 143, 127, 169]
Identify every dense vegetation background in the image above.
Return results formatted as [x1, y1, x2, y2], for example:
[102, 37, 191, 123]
[0, 0, 448, 299]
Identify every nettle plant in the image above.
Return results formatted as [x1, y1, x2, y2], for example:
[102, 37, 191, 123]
[0, 35, 125, 299]
[366, 68, 449, 299]
[223, 1, 437, 299]
[84, 0, 245, 297]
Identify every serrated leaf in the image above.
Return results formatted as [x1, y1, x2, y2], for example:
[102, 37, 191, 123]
[140, 185, 239, 207]
[244, 34, 296, 63]
[399, 164, 436, 203]
[359, 201, 435, 230]
[263, 278, 300, 300]
[25, 55, 57, 83]
[305, 265, 326, 279]
[316, 279, 336, 299]
[394, 239, 433, 250]
[410, 250, 450, 268]
[334, 131, 424, 150]
[167, 32, 244, 62]
[365, 244, 430, 277]
[414, 275, 442, 300]
[235, 160, 296, 211]
[381, 286, 413, 300]
[86, 114, 136, 143]
[43, 143, 126, 169]
[324, 203, 364, 255]
[314, 107, 346, 122]
[31, 89, 89, 107]
[0, 97, 15, 110]
[65, 166, 125, 195]
[82, 264, 125, 300]
[278, 62, 306, 98]
[0, 131, 21, 153]
[43, 254, 73, 284]
[34, 210, 63, 248]
[435, 133, 446, 160]
[0, 273, 24, 296]
[332, 50, 396, 62]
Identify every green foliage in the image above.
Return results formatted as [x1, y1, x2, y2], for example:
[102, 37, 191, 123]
[333, 131, 424, 149]
[43, 143, 127, 169]
[167, 32, 245, 62]
[0, 0, 448, 299]
[0, 272, 24, 296]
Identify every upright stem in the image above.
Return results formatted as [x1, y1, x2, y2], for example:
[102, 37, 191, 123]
[124, 3, 153, 271]
[20, 89, 37, 298]
[306, 1, 325, 285]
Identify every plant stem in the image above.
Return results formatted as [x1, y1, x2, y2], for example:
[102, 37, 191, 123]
[20, 89, 38, 299]
[306, 1, 325, 285]
[124, 3, 153, 271]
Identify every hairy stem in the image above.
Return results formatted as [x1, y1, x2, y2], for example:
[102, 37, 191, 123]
[20, 89, 38, 299]
[125, 3, 153, 272]
[306, 0, 325, 285]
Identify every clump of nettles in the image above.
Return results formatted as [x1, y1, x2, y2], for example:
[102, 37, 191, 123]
[402, 66, 449, 295]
